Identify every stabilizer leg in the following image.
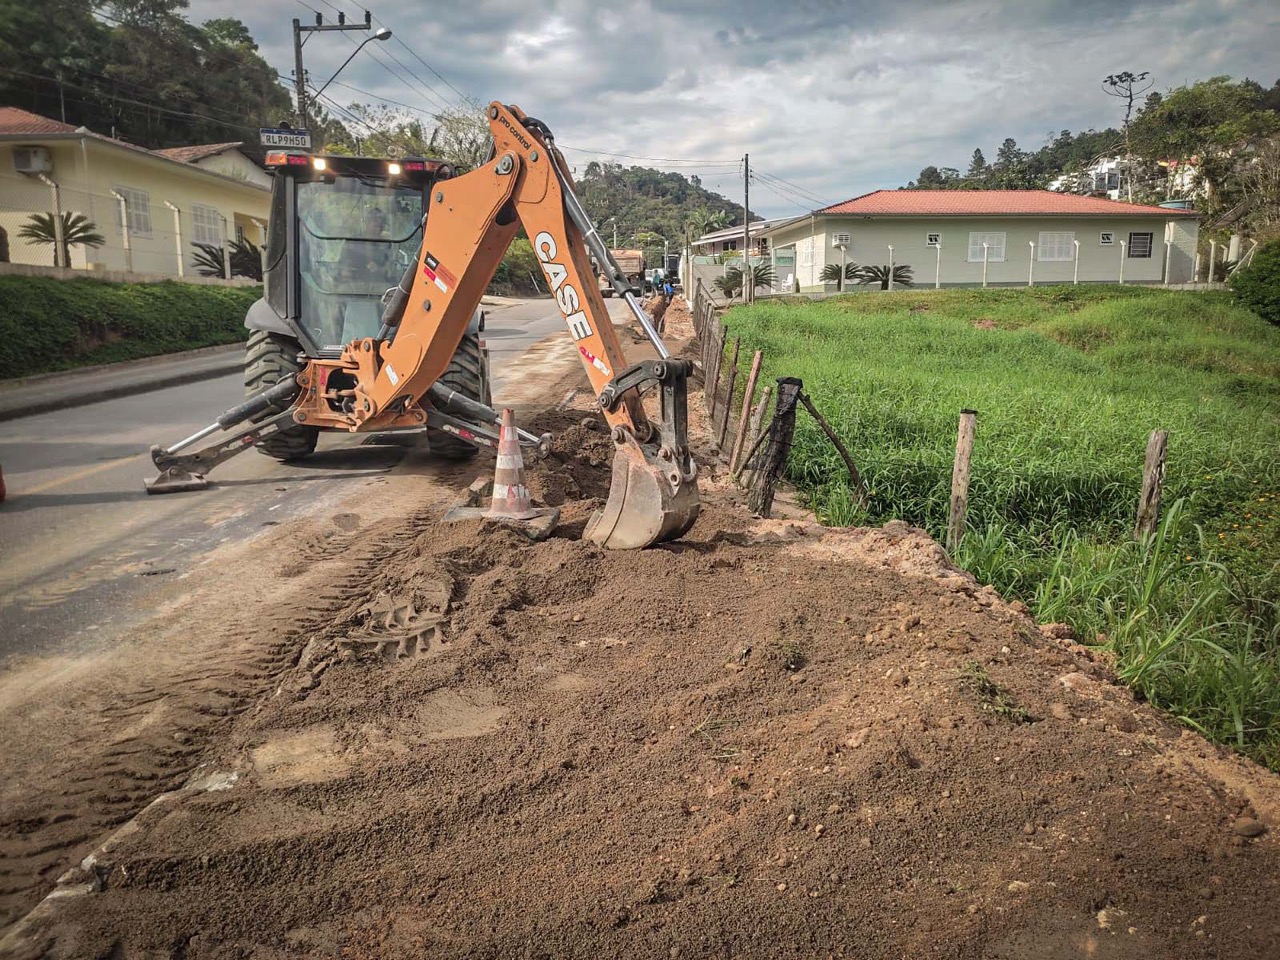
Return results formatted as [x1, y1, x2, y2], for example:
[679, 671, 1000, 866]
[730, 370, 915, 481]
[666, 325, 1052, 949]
[144, 378, 300, 494]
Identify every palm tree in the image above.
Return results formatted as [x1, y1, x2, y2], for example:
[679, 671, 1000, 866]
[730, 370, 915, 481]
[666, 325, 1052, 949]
[820, 262, 860, 291]
[18, 212, 105, 267]
[192, 238, 264, 280]
[717, 263, 777, 301]
[855, 264, 915, 290]
[192, 242, 226, 277]
[685, 207, 730, 240]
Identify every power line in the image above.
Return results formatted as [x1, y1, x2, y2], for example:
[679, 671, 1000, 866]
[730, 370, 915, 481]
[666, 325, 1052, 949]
[753, 174, 821, 212]
[754, 169, 830, 207]
[555, 143, 739, 166]
[300, 0, 464, 114]
[0, 67, 265, 139]
[368, 10, 473, 106]
[322, 78, 440, 121]
[750, 177, 814, 214]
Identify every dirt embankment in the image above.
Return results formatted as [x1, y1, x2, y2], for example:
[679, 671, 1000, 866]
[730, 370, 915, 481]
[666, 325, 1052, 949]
[4, 300, 1280, 959]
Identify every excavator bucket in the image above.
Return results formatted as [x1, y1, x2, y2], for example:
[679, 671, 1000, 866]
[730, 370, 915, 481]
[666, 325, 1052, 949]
[584, 433, 700, 550]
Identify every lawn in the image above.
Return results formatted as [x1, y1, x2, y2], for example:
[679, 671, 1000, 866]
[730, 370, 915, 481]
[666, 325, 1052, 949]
[723, 286, 1280, 767]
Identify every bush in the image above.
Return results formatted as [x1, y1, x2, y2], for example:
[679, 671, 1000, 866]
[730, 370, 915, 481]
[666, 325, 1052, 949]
[0, 275, 259, 377]
[1230, 240, 1280, 325]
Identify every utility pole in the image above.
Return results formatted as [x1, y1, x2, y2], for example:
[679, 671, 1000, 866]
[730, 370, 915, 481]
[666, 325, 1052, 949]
[292, 10, 377, 129]
[743, 153, 751, 303]
[292, 19, 308, 128]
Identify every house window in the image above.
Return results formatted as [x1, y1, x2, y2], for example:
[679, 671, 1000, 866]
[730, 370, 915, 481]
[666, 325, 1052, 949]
[798, 237, 814, 267]
[1127, 232, 1153, 258]
[191, 204, 222, 245]
[723, 239, 737, 251]
[926, 232, 941, 247]
[113, 186, 152, 236]
[967, 231, 1005, 262]
[1099, 231, 1115, 245]
[1037, 231, 1075, 261]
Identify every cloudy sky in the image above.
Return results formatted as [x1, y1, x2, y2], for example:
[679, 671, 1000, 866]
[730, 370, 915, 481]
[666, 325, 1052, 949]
[186, 0, 1279, 217]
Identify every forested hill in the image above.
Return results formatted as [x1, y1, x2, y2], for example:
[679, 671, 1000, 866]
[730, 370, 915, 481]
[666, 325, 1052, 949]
[574, 162, 757, 250]
[902, 76, 1280, 200]
[0, 1, 290, 149]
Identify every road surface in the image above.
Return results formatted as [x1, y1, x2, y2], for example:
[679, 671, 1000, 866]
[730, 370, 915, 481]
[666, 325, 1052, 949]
[0, 296, 626, 664]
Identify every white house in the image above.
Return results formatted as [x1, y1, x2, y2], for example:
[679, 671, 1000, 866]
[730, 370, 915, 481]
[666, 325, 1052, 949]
[760, 190, 1199, 292]
[0, 108, 270, 277]
[690, 217, 796, 257]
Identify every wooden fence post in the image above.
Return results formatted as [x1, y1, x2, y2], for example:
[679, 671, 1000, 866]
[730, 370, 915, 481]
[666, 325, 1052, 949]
[747, 377, 803, 518]
[798, 393, 868, 508]
[708, 323, 728, 420]
[734, 385, 773, 482]
[729, 350, 764, 470]
[1134, 428, 1169, 540]
[717, 337, 742, 449]
[946, 409, 978, 553]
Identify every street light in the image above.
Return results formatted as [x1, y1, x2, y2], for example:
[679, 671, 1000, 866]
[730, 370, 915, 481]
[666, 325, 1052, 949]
[311, 28, 393, 103]
[605, 217, 617, 248]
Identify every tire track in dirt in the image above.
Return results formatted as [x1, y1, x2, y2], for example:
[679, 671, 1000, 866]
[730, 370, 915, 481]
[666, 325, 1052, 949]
[0, 491, 456, 933]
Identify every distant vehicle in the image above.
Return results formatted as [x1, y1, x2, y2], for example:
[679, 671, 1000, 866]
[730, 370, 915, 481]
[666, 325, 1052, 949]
[611, 248, 646, 290]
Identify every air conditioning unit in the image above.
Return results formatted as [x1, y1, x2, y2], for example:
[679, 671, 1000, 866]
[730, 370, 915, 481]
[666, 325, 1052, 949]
[832, 232, 851, 246]
[12, 146, 52, 174]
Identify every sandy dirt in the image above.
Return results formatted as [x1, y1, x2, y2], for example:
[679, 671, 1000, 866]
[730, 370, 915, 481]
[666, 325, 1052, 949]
[3, 299, 1279, 959]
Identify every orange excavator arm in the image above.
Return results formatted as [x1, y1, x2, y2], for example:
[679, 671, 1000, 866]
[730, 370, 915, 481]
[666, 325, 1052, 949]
[146, 103, 698, 549]
[347, 103, 648, 436]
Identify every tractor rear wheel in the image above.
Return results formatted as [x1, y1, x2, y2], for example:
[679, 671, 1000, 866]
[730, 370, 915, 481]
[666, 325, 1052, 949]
[426, 328, 486, 460]
[244, 330, 320, 461]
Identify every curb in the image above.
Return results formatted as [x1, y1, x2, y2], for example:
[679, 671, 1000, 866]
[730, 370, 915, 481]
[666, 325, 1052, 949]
[0, 344, 244, 423]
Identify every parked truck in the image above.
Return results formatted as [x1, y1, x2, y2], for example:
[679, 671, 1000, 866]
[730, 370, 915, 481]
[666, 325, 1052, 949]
[609, 248, 645, 295]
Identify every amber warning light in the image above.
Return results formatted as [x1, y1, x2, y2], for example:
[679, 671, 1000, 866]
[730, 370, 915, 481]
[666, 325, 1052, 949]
[265, 152, 310, 167]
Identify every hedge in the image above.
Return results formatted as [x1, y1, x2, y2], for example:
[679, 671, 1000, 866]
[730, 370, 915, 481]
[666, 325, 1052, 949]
[0, 276, 259, 378]
[1230, 239, 1280, 326]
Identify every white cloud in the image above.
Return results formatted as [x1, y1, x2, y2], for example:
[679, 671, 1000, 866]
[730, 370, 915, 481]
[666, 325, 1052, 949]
[186, 0, 1280, 216]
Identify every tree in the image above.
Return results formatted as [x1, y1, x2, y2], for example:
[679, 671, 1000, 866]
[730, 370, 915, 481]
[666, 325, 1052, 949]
[914, 165, 945, 188]
[191, 238, 262, 279]
[1236, 136, 1280, 230]
[967, 149, 988, 179]
[820, 262, 860, 291]
[1103, 70, 1154, 200]
[855, 263, 914, 290]
[426, 104, 493, 171]
[1131, 77, 1280, 212]
[716, 263, 776, 300]
[18, 211, 104, 267]
[1229, 239, 1280, 324]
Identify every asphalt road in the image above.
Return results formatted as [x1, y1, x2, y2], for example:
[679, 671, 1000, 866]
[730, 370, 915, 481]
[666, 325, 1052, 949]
[0, 296, 625, 664]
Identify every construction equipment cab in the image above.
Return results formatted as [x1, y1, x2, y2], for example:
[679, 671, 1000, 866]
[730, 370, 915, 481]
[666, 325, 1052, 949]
[243, 151, 487, 461]
[146, 103, 699, 550]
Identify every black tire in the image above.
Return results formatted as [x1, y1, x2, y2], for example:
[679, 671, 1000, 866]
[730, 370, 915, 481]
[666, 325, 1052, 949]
[427, 329, 486, 460]
[244, 330, 320, 461]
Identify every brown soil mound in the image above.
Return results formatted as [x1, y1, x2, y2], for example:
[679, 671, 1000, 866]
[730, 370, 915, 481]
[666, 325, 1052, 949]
[26, 481, 1280, 957]
[7, 317, 1279, 958]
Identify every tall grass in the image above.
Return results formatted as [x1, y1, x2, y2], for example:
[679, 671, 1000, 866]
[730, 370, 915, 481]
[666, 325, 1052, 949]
[726, 286, 1280, 766]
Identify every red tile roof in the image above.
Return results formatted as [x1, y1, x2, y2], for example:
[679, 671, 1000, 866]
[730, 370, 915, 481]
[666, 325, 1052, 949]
[0, 107, 80, 135]
[819, 190, 1193, 218]
[153, 142, 243, 163]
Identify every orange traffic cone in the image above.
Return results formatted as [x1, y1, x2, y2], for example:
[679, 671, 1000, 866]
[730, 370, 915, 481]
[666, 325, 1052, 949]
[442, 408, 559, 540]
[486, 409, 541, 520]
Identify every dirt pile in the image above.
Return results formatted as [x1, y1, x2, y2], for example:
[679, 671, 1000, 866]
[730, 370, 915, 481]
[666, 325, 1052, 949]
[6, 310, 1280, 958]
[21, 476, 1280, 957]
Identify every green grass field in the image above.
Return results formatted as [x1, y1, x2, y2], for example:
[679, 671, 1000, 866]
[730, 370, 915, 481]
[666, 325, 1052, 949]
[724, 286, 1280, 767]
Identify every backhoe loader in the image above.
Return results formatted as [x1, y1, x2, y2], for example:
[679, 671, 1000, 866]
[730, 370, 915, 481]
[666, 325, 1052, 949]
[146, 103, 699, 549]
